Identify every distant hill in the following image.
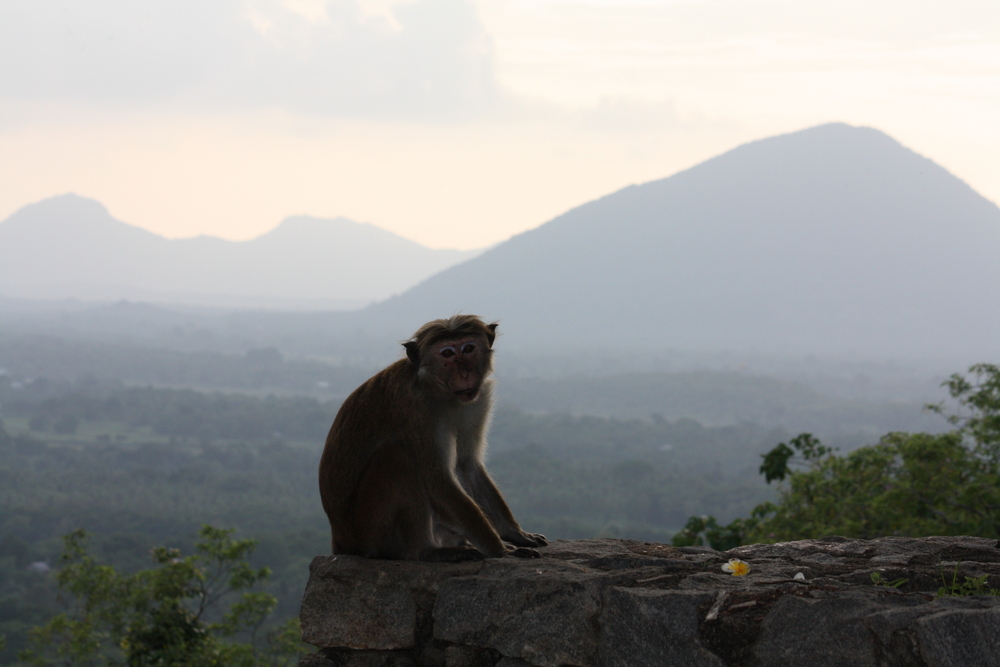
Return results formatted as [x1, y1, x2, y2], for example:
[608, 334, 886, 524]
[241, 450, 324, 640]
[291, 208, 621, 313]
[351, 123, 1000, 362]
[3, 124, 998, 367]
[0, 195, 480, 309]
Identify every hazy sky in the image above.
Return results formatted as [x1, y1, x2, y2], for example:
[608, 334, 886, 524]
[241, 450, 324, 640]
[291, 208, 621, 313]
[1, 0, 997, 249]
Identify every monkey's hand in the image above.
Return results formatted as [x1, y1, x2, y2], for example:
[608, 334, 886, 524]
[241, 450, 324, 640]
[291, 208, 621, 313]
[504, 531, 547, 548]
[506, 546, 541, 559]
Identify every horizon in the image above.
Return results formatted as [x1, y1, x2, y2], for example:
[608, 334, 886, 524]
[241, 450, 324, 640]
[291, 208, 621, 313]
[5, 121, 997, 254]
[1, 0, 998, 250]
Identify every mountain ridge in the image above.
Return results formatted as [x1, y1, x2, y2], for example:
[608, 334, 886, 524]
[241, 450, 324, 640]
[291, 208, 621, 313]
[351, 123, 1000, 361]
[0, 194, 481, 309]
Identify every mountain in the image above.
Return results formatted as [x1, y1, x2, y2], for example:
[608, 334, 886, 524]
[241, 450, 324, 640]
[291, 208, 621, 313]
[0, 195, 480, 310]
[350, 123, 1000, 362]
[3, 124, 998, 367]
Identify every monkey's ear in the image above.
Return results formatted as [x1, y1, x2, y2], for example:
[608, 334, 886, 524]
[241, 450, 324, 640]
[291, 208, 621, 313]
[486, 323, 498, 347]
[403, 340, 420, 364]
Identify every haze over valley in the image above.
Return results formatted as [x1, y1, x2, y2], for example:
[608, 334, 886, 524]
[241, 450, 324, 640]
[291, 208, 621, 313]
[2, 122, 992, 431]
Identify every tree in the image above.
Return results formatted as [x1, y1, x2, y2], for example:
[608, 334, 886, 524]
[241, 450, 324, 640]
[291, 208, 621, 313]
[748, 430, 1000, 542]
[927, 362, 1000, 455]
[19, 526, 305, 667]
[670, 514, 763, 551]
[674, 363, 1000, 547]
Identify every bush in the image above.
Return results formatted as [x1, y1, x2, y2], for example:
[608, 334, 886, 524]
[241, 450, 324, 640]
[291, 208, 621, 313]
[674, 363, 1000, 547]
[19, 526, 306, 667]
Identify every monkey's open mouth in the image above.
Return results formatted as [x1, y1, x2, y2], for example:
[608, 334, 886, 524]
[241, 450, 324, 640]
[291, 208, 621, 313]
[454, 388, 479, 402]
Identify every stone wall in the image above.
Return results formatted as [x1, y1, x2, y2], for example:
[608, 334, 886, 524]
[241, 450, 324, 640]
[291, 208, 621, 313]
[298, 536, 1000, 667]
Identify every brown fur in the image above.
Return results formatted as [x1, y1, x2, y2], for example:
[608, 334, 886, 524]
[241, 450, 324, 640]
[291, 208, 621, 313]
[318, 315, 546, 561]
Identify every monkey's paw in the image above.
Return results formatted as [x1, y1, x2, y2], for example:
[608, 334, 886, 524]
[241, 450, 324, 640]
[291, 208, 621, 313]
[524, 532, 548, 547]
[506, 531, 548, 548]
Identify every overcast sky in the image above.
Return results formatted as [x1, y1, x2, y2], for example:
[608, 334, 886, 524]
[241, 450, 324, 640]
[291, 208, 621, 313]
[1, 0, 997, 249]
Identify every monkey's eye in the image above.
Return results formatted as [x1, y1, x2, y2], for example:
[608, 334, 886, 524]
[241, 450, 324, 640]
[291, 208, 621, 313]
[461, 343, 476, 354]
[439, 346, 456, 359]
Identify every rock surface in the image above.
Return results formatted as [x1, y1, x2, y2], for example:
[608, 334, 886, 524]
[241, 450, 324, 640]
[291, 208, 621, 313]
[298, 536, 1000, 667]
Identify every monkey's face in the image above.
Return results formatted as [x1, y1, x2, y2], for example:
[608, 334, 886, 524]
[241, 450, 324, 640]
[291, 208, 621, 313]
[422, 335, 492, 402]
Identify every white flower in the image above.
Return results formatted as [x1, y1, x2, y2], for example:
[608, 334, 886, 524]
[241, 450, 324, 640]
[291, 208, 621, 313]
[722, 558, 750, 576]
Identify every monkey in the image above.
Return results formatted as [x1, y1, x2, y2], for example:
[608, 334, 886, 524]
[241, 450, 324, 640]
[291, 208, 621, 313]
[318, 315, 547, 562]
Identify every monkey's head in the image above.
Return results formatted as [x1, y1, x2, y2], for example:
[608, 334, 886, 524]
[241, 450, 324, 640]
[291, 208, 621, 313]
[404, 315, 498, 403]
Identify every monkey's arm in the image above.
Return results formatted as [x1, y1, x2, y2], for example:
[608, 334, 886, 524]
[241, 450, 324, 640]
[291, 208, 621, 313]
[427, 468, 509, 558]
[457, 462, 548, 548]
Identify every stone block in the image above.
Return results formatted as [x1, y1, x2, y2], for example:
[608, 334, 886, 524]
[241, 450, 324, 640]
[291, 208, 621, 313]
[434, 562, 604, 667]
[599, 587, 725, 667]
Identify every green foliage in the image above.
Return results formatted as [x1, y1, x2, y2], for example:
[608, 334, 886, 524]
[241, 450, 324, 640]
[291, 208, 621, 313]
[18, 526, 306, 667]
[676, 363, 1000, 547]
[757, 433, 833, 483]
[1, 380, 336, 444]
[0, 334, 369, 397]
[869, 572, 908, 589]
[937, 564, 999, 597]
[670, 513, 765, 551]
[748, 430, 1000, 541]
[927, 362, 1000, 457]
[749, 363, 1000, 542]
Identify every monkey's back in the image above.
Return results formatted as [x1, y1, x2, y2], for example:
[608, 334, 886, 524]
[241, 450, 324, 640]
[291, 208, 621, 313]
[318, 359, 432, 519]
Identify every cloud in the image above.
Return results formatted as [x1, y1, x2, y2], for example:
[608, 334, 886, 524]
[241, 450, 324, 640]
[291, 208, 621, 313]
[0, 0, 501, 121]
